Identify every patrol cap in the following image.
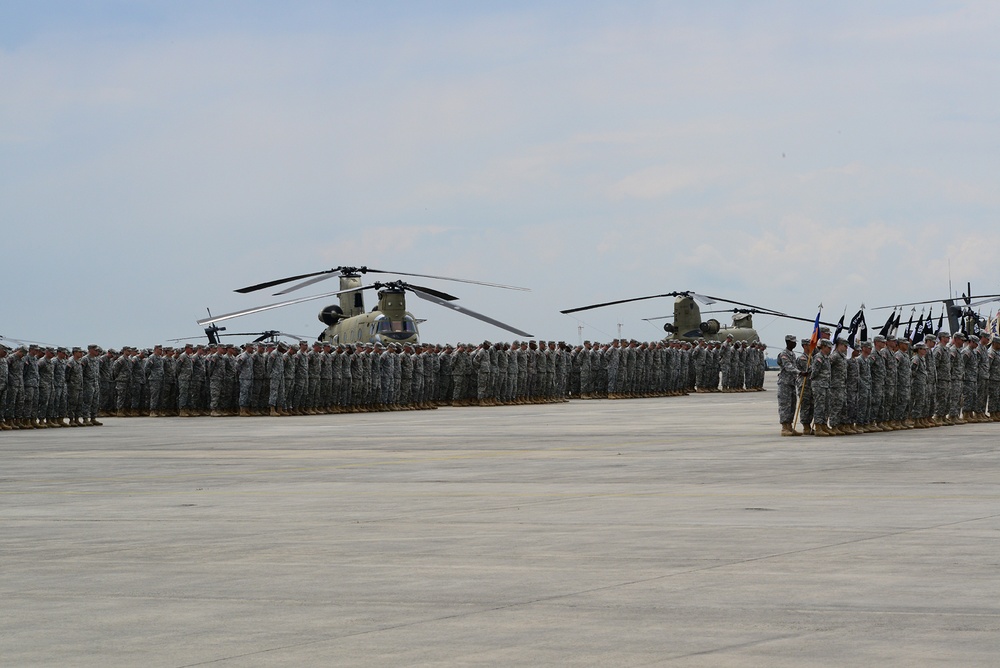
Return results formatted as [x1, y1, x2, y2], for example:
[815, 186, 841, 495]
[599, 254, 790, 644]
[937, 331, 950, 339]
[835, 337, 848, 346]
[924, 334, 936, 342]
[800, 338, 811, 345]
[953, 332, 966, 340]
[71, 346, 83, 353]
[784, 335, 796, 343]
[819, 326, 832, 334]
[873, 335, 886, 343]
[914, 342, 926, 350]
[818, 339, 833, 348]
[861, 340, 873, 349]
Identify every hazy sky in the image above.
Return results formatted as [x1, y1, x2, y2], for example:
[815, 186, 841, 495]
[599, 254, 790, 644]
[3, 1, 999, 349]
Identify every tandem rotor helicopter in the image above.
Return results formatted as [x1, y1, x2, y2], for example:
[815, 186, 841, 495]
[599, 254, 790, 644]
[561, 291, 836, 343]
[197, 266, 533, 345]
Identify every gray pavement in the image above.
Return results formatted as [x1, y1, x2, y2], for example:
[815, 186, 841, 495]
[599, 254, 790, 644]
[4, 377, 1000, 666]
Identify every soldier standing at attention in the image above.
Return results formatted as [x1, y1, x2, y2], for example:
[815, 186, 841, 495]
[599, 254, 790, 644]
[235, 343, 254, 417]
[962, 335, 980, 422]
[81, 345, 103, 426]
[858, 341, 873, 431]
[933, 331, 952, 425]
[924, 335, 937, 420]
[37, 348, 55, 428]
[112, 348, 132, 417]
[828, 338, 849, 435]
[51, 348, 69, 426]
[949, 332, 965, 423]
[881, 337, 898, 429]
[977, 334, 991, 420]
[65, 348, 84, 426]
[146, 345, 165, 417]
[267, 342, 287, 416]
[776, 335, 801, 436]
[810, 339, 833, 436]
[175, 344, 194, 417]
[23, 346, 40, 428]
[894, 338, 912, 429]
[869, 336, 887, 430]
[796, 338, 815, 435]
[845, 345, 861, 432]
[910, 342, 929, 427]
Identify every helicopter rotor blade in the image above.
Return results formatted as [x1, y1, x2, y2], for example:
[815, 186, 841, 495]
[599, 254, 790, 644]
[690, 293, 716, 305]
[560, 292, 687, 315]
[968, 296, 1000, 308]
[402, 283, 460, 302]
[873, 293, 1000, 310]
[0, 334, 61, 347]
[367, 268, 530, 291]
[235, 269, 346, 294]
[198, 285, 375, 326]
[698, 294, 791, 315]
[240, 265, 530, 295]
[272, 273, 341, 295]
[409, 288, 533, 337]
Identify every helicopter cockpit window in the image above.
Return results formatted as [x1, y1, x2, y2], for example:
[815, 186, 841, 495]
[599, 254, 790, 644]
[374, 314, 416, 339]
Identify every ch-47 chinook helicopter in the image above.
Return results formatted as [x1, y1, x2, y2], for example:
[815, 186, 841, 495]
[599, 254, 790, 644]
[197, 266, 533, 345]
[562, 291, 833, 343]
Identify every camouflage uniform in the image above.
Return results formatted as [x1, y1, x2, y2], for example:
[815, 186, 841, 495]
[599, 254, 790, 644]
[809, 344, 832, 431]
[775, 337, 799, 428]
[145, 350, 165, 416]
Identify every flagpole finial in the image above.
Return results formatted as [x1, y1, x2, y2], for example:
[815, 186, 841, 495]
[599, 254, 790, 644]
[818, 302, 823, 310]
[860, 303, 865, 310]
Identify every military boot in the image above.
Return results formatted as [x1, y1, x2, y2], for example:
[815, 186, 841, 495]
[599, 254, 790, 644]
[91, 418, 103, 426]
[779, 423, 800, 436]
[801, 424, 814, 436]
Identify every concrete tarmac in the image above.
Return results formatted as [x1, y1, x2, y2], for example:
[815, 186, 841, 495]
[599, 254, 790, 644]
[4, 378, 1000, 666]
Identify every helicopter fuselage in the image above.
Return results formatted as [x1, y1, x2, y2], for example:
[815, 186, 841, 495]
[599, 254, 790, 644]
[662, 296, 760, 343]
[317, 286, 420, 345]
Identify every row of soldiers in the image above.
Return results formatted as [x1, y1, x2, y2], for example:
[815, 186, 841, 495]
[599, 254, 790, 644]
[1, 336, 768, 428]
[776, 327, 1000, 436]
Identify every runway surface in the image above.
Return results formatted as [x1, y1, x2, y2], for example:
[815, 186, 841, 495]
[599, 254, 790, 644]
[4, 377, 1000, 667]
